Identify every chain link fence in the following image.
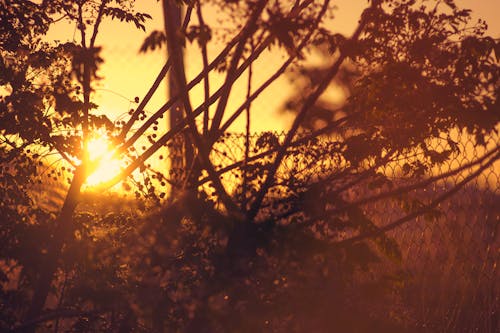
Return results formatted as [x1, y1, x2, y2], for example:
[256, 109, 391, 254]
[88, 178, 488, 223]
[30, 122, 498, 331]
[202, 129, 499, 331]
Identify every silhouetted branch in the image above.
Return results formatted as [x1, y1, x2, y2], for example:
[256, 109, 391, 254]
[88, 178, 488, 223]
[209, 0, 267, 138]
[196, 0, 210, 135]
[118, 58, 171, 140]
[218, 0, 332, 134]
[248, 3, 372, 220]
[335, 146, 499, 213]
[336, 150, 500, 246]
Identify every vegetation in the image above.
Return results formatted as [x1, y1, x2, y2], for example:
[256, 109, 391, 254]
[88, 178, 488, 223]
[0, 0, 498, 331]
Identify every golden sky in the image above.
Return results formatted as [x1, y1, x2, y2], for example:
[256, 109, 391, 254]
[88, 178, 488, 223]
[44, 0, 499, 189]
[48, 0, 500, 133]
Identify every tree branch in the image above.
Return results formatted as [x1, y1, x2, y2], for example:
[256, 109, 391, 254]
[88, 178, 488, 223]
[209, 0, 267, 139]
[217, 0, 331, 135]
[89, 0, 107, 48]
[335, 150, 500, 246]
[118, 58, 172, 140]
[196, 0, 211, 135]
[247, 2, 371, 220]
[165, 0, 241, 216]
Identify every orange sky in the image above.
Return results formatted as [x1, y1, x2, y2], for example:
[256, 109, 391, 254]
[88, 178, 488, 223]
[48, 0, 500, 133]
[43, 0, 499, 190]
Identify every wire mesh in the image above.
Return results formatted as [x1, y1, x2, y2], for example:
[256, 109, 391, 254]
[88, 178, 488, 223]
[202, 129, 499, 330]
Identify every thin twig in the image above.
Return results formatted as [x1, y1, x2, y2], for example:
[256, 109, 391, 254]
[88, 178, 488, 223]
[118, 59, 172, 140]
[335, 150, 499, 246]
[242, 40, 254, 210]
[209, 0, 267, 138]
[248, 1, 369, 220]
[196, 0, 211, 135]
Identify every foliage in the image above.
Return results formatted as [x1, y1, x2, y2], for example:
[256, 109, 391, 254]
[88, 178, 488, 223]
[0, 0, 498, 332]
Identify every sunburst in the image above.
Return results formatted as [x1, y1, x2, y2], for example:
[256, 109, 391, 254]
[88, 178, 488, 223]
[84, 134, 123, 187]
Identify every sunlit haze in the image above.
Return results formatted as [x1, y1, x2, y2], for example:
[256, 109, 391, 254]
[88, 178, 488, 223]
[3, 1, 499, 330]
[84, 135, 123, 187]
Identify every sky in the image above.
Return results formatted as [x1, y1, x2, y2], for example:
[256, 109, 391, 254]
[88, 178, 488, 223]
[43, 0, 499, 189]
[48, 0, 500, 133]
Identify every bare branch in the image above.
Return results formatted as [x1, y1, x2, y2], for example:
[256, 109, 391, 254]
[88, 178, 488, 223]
[165, 0, 241, 216]
[247, 0, 369, 220]
[333, 146, 500, 213]
[117, 32, 241, 152]
[218, 0, 331, 134]
[89, 0, 108, 48]
[196, 0, 211, 135]
[335, 150, 500, 246]
[209, 0, 267, 138]
[118, 58, 172, 140]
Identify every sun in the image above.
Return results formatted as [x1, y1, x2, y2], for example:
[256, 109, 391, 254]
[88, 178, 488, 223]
[84, 135, 123, 188]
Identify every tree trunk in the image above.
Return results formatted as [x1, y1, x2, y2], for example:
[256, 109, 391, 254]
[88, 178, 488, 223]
[163, 0, 195, 189]
[23, 166, 86, 331]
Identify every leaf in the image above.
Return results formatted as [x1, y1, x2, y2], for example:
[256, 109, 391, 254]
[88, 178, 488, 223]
[185, 25, 212, 46]
[139, 30, 166, 53]
[255, 132, 280, 150]
[444, 0, 457, 10]
[343, 134, 370, 166]
[402, 163, 412, 176]
[103, 8, 151, 31]
[447, 138, 459, 152]
[54, 93, 82, 115]
[426, 149, 452, 164]
[266, 8, 306, 58]
[89, 114, 114, 131]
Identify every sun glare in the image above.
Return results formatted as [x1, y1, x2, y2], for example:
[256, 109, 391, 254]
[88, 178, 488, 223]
[84, 136, 123, 188]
